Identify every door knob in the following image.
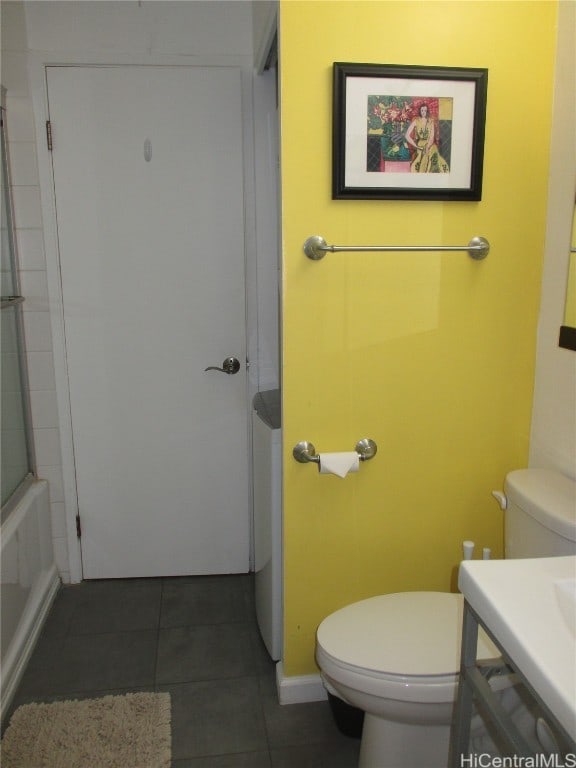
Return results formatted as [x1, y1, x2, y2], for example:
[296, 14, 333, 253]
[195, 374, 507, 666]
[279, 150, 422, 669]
[204, 356, 241, 375]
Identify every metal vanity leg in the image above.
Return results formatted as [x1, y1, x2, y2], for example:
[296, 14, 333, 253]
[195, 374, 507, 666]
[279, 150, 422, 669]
[450, 600, 478, 768]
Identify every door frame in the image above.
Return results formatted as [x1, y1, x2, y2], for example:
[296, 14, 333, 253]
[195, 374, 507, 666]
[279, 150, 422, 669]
[29, 53, 258, 583]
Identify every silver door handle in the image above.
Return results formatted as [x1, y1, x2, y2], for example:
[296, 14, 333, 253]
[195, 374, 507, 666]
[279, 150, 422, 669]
[204, 356, 241, 375]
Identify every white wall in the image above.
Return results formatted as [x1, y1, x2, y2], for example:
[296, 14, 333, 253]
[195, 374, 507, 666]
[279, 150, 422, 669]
[529, 1, 576, 479]
[252, 66, 280, 392]
[24, 0, 252, 55]
[3, 0, 280, 581]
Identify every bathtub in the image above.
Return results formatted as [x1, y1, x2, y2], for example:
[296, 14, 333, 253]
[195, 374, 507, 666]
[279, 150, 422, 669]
[1, 480, 60, 722]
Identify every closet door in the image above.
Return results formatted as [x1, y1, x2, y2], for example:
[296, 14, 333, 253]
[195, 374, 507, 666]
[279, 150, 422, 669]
[47, 65, 249, 578]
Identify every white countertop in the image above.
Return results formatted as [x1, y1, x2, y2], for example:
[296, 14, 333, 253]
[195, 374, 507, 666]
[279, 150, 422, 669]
[458, 556, 576, 741]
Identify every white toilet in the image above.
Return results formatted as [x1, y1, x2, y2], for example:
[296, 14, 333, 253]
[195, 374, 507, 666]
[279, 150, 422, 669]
[315, 469, 576, 768]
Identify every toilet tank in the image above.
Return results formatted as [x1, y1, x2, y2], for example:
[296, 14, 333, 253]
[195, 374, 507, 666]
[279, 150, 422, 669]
[504, 469, 576, 558]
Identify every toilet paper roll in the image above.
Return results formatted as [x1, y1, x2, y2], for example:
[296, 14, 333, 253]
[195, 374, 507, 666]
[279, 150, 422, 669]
[318, 452, 359, 478]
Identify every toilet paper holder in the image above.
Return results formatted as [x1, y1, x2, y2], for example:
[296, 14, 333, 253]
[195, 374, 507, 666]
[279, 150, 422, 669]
[293, 439, 377, 464]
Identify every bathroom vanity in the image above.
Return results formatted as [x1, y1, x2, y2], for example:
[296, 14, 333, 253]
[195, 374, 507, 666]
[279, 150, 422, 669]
[451, 556, 576, 764]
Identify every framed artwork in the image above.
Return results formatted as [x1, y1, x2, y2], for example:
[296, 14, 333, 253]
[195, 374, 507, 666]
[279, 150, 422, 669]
[332, 63, 488, 201]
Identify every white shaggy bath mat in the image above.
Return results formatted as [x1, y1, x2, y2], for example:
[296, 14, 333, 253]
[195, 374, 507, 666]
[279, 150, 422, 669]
[1, 692, 171, 768]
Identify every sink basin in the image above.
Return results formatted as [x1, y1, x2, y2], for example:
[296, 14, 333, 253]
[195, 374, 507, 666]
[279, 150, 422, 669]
[554, 578, 576, 637]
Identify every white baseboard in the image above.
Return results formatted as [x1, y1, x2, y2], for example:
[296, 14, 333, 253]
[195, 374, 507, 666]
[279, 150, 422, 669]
[1, 565, 61, 723]
[275, 661, 328, 704]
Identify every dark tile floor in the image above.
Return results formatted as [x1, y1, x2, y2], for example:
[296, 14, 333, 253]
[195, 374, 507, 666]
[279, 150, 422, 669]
[4, 574, 361, 767]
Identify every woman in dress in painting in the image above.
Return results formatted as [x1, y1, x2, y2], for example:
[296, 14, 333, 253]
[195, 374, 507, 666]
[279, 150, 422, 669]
[405, 103, 449, 173]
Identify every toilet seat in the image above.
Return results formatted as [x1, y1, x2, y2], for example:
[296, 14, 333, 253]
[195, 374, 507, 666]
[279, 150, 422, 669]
[316, 592, 500, 704]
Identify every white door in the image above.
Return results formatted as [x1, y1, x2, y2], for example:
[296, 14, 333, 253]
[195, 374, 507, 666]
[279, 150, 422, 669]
[46, 65, 250, 578]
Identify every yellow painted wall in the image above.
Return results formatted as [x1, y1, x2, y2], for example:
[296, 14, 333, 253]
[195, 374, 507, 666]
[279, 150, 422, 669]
[279, 0, 557, 675]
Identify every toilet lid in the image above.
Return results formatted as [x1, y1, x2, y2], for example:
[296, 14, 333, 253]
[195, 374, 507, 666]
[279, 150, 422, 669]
[316, 592, 499, 677]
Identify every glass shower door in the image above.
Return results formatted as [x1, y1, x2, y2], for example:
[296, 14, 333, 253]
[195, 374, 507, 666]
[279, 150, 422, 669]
[1, 94, 35, 517]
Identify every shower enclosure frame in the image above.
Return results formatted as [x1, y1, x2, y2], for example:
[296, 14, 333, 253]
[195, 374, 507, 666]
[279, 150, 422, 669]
[1, 86, 37, 520]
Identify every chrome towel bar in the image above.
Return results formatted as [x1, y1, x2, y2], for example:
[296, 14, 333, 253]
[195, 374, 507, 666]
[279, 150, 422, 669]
[303, 235, 490, 261]
[293, 438, 377, 464]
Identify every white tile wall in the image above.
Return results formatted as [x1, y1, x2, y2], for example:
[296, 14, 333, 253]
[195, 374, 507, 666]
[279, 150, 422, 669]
[6, 141, 38, 186]
[10, 186, 42, 229]
[21, 311, 53, 352]
[5, 100, 36, 144]
[4, 35, 68, 579]
[49, 501, 67, 539]
[29, 389, 59, 429]
[19, 270, 50, 312]
[51, 537, 70, 584]
[25, 350, 56, 390]
[1, 53, 32, 98]
[36, 465, 64, 504]
[15, 229, 45, 271]
[32, 428, 62, 469]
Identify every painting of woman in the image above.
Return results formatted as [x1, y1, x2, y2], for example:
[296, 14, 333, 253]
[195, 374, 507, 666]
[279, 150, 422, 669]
[405, 103, 449, 174]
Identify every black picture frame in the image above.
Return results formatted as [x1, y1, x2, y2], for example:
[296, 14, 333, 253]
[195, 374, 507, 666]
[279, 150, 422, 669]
[332, 63, 488, 201]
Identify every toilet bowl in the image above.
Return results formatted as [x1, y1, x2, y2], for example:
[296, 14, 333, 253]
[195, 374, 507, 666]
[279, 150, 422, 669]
[315, 469, 576, 768]
[316, 591, 502, 768]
